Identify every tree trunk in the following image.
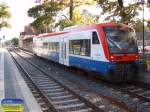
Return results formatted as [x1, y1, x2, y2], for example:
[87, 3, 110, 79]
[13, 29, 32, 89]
[69, 0, 73, 20]
[118, 0, 124, 7]
[118, 0, 126, 22]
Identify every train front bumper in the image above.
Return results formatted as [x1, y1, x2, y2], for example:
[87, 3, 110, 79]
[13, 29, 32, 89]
[106, 61, 139, 82]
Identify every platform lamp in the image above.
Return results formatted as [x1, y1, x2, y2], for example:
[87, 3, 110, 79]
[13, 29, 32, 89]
[0, 35, 5, 47]
[141, 0, 145, 55]
[3, 35, 5, 40]
[0, 38, 1, 47]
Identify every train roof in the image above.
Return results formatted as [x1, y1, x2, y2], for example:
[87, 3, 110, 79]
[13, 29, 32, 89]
[35, 31, 68, 38]
[35, 22, 130, 38]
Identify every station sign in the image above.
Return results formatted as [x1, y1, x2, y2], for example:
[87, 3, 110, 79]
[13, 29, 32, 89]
[0, 98, 24, 112]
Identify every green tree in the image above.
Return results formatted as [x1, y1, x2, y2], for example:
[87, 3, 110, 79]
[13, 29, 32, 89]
[96, 0, 143, 23]
[28, 0, 96, 32]
[11, 37, 18, 46]
[28, 1, 63, 33]
[134, 19, 150, 32]
[134, 19, 143, 32]
[56, 9, 96, 30]
[0, 2, 11, 29]
[56, 19, 74, 30]
[147, 19, 150, 31]
[56, 0, 97, 30]
[62, 0, 95, 20]
[4, 40, 11, 46]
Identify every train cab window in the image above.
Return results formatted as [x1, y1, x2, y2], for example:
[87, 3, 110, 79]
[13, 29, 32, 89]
[92, 31, 100, 44]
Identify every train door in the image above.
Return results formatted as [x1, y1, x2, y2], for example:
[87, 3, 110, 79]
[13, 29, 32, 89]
[60, 37, 69, 66]
[91, 31, 101, 61]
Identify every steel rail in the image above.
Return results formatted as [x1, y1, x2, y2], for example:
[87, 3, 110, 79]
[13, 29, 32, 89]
[10, 49, 104, 112]
[17, 48, 137, 112]
[9, 50, 57, 112]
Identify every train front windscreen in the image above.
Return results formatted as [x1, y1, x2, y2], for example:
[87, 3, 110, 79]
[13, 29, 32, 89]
[104, 26, 138, 54]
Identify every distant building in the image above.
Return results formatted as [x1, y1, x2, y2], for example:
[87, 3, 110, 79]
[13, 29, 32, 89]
[18, 32, 25, 48]
[19, 25, 36, 50]
[24, 25, 36, 35]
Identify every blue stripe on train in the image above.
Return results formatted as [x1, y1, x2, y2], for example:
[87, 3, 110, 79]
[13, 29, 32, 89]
[69, 56, 111, 75]
[69, 56, 140, 76]
[47, 52, 59, 62]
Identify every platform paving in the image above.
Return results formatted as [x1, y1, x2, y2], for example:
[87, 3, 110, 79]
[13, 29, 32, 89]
[0, 48, 42, 112]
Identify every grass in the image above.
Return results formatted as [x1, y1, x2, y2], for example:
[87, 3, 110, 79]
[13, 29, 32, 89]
[140, 54, 150, 64]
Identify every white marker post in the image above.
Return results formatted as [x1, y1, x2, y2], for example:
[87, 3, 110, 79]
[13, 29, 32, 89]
[0, 48, 5, 112]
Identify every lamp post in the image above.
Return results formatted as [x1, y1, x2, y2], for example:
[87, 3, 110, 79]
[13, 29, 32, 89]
[142, 0, 145, 55]
[0, 38, 1, 47]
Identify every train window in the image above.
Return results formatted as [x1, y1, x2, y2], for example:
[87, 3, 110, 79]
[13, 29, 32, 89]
[80, 39, 91, 56]
[69, 39, 91, 56]
[43, 43, 48, 49]
[55, 43, 59, 52]
[48, 42, 59, 52]
[92, 31, 100, 44]
[70, 40, 81, 55]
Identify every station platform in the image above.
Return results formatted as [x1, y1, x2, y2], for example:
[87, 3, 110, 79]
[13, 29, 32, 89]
[0, 48, 42, 112]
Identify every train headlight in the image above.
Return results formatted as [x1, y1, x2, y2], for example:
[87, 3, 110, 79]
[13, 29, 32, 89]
[135, 55, 138, 59]
[110, 55, 114, 60]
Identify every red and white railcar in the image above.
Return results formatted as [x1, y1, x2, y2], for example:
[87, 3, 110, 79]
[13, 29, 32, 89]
[33, 23, 139, 82]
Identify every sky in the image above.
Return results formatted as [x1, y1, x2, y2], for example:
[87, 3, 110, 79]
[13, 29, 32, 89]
[0, 0, 150, 41]
[0, 0, 36, 41]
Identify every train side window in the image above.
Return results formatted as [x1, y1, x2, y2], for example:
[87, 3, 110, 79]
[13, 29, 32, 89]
[80, 39, 90, 56]
[48, 42, 59, 52]
[92, 31, 100, 44]
[43, 43, 48, 49]
[69, 39, 90, 57]
[71, 40, 81, 55]
[69, 41, 74, 54]
[55, 43, 59, 52]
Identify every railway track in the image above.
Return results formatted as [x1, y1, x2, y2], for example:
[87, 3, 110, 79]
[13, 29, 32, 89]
[9, 49, 112, 112]
[10, 51, 56, 112]
[119, 84, 150, 102]
[8, 48, 149, 112]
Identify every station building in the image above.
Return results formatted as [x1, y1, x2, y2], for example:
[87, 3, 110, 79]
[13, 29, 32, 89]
[19, 25, 36, 51]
